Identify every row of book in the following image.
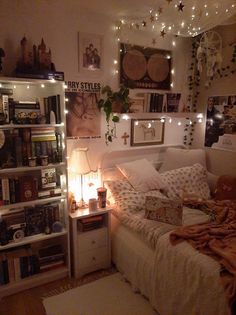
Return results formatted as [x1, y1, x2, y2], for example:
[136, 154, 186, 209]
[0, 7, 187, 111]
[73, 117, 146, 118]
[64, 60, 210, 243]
[0, 91, 61, 125]
[133, 93, 182, 113]
[0, 169, 60, 205]
[0, 127, 63, 169]
[0, 247, 40, 285]
[0, 244, 65, 285]
[78, 215, 104, 232]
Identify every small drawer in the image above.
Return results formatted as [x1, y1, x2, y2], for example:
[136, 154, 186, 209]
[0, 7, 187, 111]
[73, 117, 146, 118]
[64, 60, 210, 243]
[77, 227, 108, 252]
[78, 246, 108, 270]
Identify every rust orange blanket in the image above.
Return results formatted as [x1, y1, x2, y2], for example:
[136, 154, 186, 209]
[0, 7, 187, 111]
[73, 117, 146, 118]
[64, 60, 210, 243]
[170, 200, 236, 314]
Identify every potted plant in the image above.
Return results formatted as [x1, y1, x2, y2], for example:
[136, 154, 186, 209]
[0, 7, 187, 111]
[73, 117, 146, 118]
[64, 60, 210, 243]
[97, 85, 131, 144]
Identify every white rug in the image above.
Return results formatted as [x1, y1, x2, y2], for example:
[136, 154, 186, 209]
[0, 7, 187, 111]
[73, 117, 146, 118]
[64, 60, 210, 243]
[43, 273, 158, 315]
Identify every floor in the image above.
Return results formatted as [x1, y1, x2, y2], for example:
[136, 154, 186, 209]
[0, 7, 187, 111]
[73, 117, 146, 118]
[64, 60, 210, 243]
[0, 267, 116, 315]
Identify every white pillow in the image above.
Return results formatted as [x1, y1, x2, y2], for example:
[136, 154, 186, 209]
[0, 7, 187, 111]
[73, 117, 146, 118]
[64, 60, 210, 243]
[159, 148, 206, 173]
[116, 158, 166, 192]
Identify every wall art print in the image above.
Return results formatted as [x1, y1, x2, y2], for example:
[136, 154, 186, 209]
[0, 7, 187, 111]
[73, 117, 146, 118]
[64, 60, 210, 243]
[205, 94, 236, 151]
[120, 43, 172, 90]
[78, 32, 103, 73]
[65, 81, 101, 138]
[131, 118, 165, 146]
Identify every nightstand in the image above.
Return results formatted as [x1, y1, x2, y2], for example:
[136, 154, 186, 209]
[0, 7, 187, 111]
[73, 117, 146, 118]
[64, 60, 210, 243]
[69, 207, 112, 278]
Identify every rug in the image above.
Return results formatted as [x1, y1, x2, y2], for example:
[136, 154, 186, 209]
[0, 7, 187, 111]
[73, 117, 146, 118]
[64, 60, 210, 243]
[43, 273, 158, 315]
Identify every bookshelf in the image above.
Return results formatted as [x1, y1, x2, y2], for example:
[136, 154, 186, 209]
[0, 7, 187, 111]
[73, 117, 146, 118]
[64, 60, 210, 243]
[0, 77, 70, 298]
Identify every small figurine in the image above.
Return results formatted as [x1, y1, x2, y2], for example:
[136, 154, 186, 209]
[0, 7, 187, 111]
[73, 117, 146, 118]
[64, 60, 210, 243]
[0, 48, 5, 72]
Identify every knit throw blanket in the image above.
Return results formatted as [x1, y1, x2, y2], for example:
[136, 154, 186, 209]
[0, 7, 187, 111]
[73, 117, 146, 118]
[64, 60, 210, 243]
[170, 199, 236, 314]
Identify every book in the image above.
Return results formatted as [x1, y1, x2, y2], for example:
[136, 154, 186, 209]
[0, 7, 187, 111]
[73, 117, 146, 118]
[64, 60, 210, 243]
[2, 178, 10, 205]
[24, 206, 44, 236]
[2, 95, 9, 123]
[18, 176, 38, 202]
[166, 93, 181, 112]
[41, 168, 57, 189]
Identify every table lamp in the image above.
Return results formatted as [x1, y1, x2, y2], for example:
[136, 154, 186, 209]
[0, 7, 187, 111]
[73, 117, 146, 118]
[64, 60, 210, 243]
[71, 147, 91, 208]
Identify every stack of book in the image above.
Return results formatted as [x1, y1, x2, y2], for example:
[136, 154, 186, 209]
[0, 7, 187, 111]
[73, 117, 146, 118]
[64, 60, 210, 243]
[78, 215, 104, 232]
[38, 244, 65, 272]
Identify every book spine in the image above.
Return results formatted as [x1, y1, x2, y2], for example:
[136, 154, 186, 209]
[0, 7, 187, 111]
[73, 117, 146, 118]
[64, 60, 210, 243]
[20, 256, 29, 278]
[15, 136, 23, 167]
[0, 179, 3, 206]
[2, 95, 9, 123]
[7, 258, 15, 283]
[44, 97, 50, 124]
[9, 178, 16, 204]
[2, 178, 10, 205]
[2, 259, 9, 284]
[14, 257, 21, 281]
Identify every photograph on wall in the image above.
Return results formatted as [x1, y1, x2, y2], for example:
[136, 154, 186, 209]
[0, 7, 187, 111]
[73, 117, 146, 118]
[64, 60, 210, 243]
[205, 95, 236, 151]
[120, 43, 171, 90]
[78, 32, 103, 72]
[130, 118, 164, 146]
[65, 81, 101, 138]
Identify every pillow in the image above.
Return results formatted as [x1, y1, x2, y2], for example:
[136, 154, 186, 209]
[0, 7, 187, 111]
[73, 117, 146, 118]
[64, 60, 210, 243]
[214, 175, 236, 200]
[102, 168, 125, 181]
[115, 190, 146, 212]
[159, 148, 206, 173]
[116, 158, 166, 192]
[160, 163, 211, 200]
[104, 180, 134, 205]
[145, 196, 183, 225]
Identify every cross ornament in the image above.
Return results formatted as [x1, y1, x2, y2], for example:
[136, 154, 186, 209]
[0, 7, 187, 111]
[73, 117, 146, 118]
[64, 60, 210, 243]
[121, 132, 130, 145]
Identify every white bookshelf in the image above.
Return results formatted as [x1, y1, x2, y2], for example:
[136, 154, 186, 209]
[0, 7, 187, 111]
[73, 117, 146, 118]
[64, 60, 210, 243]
[0, 77, 70, 298]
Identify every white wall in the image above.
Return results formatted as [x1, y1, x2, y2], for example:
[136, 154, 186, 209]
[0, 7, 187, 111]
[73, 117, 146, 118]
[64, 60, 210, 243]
[0, 0, 193, 171]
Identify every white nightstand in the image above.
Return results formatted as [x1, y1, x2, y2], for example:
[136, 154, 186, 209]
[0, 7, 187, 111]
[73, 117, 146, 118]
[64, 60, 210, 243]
[69, 207, 112, 279]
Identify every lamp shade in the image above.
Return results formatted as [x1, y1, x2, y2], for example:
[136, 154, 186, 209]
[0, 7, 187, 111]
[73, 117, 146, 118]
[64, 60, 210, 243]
[70, 147, 91, 175]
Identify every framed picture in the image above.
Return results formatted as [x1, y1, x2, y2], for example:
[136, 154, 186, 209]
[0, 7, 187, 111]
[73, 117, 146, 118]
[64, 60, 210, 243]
[131, 119, 165, 146]
[120, 43, 171, 90]
[78, 32, 103, 72]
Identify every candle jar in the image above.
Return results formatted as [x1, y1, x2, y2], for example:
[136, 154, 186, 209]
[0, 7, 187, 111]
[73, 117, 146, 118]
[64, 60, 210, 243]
[28, 156, 37, 167]
[40, 155, 48, 166]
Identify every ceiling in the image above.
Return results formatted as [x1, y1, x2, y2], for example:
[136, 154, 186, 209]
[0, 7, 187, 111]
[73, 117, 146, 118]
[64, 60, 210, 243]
[78, 0, 236, 37]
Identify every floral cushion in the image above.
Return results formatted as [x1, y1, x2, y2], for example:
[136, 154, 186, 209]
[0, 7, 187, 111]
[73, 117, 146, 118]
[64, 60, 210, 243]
[104, 180, 134, 205]
[145, 196, 183, 225]
[160, 163, 210, 200]
[115, 190, 146, 212]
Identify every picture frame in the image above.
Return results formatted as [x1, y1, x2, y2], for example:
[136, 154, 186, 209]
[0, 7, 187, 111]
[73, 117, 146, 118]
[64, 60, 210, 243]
[78, 32, 103, 73]
[131, 118, 165, 146]
[129, 98, 145, 113]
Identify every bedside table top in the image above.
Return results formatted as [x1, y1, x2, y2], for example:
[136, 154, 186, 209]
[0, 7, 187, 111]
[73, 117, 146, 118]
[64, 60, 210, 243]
[69, 207, 112, 220]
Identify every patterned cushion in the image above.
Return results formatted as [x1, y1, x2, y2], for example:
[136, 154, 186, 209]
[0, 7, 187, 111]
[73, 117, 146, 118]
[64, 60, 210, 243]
[115, 191, 146, 212]
[214, 175, 236, 200]
[104, 180, 134, 205]
[160, 163, 210, 200]
[145, 196, 183, 225]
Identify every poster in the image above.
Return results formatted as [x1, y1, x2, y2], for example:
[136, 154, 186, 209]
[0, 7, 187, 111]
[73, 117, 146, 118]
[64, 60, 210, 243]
[205, 95, 236, 151]
[65, 81, 101, 138]
[120, 43, 171, 90]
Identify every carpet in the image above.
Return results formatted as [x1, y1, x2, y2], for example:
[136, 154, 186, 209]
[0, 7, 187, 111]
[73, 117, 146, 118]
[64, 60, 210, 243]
[43, 273, 158, 315]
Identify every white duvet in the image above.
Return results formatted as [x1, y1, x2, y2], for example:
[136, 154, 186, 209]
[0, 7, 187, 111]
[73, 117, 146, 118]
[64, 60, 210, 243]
[112, 207, 230, 315]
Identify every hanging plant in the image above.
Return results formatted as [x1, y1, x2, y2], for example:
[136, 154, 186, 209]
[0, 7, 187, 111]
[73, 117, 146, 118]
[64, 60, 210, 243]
[97, 85, 131, 144]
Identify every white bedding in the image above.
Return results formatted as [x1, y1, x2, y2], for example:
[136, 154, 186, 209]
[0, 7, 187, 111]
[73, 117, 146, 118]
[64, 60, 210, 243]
[111, 207, 230, 315]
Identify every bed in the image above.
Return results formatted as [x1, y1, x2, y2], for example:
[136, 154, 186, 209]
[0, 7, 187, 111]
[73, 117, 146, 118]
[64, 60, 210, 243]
[99, 146, 235, 315]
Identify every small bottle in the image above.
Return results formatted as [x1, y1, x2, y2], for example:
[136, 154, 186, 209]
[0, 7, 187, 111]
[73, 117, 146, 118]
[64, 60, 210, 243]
[0, 215, 8, 245]
[71, 199, 77, 213]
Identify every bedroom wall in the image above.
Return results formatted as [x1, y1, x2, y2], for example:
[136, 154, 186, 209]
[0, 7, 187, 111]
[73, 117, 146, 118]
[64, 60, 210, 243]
[192, 23, 236, 176]
[0, 0, 193, 172]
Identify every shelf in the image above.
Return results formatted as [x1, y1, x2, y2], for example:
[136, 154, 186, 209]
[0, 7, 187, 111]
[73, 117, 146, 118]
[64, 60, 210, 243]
[0, 76, 64, 85]
[0, 123, 64, 129]
[0, 229, 67, 251]
[0, 195, 66, 212]
[0, 162, 66, 174]
[0, 266, 69, 299]
[120, 112, 202, 119]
